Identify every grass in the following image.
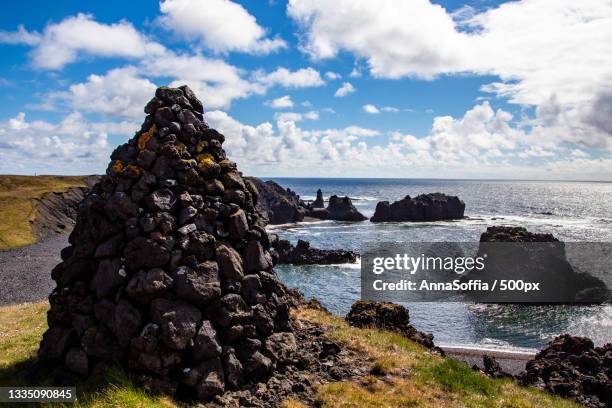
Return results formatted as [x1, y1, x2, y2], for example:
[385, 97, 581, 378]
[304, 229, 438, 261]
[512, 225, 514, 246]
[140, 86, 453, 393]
[0, 175, 87, 249]
[295, 308, 580, 408]
[0, 302, 581, 408]
[0, 301, 176, 407]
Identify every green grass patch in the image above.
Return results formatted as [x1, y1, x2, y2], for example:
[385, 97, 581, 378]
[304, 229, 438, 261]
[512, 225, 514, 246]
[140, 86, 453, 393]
[418, 358, 499, 396]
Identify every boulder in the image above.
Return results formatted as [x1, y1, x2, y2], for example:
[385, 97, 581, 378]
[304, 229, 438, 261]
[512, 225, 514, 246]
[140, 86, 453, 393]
[370, 193, 465, 222]
[519, 335, 611, 408]
[346, 301, 442, 353]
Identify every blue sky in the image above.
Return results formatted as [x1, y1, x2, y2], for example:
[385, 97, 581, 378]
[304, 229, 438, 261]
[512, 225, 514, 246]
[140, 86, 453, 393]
[0, 0, 611, 180]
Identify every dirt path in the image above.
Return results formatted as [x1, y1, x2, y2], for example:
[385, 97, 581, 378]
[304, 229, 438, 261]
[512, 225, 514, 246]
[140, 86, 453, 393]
[0, 234, 68, 306]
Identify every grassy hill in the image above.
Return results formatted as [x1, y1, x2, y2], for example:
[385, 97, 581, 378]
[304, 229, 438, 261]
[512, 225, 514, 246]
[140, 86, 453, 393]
[0, 175, 87, 249]
[0, 301, 579, 408]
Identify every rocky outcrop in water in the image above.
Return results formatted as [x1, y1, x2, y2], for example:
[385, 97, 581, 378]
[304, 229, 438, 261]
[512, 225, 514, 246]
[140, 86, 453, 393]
[466, 226, 608, 303]
[308, 195, 367, 222]
[271, 238, 357, 265]
[244, 177, 307, 225]
[345, 301, 443, 354]
[370, 193, 464, 222]
[37, 86, 297, 402]
[519, 335, 611, 408]
[312, 189, 324, 208]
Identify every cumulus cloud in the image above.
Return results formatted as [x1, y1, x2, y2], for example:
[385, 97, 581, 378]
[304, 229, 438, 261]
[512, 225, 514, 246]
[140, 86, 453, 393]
[253, 67, 324, 88]
[0, 112, 137, 174]
[159, 0, 285, 54]
[16, 13, 166, 69]
[363, 104, 379, 114]
[287, 0, 612, 148]
[266, 95, 294, 109]
[202, 107, 610, 179]
[57, 67, 157, 119]
[334, 82, 355, 97]
[325, 71, 341, 80]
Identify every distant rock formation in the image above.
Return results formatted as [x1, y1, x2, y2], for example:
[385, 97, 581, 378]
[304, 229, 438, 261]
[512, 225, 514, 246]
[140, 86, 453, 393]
[308, 195, 367, 222]
[312, 189, 324, 208]
[370, 193, 465, 222]
[519, 334, 611, 408]
[345, 301, 443, 354]
[480, 225, 557, 242]
[465, 226, 608, 303]
[271, 238, 357, 265]
[244, 177, 307, 225]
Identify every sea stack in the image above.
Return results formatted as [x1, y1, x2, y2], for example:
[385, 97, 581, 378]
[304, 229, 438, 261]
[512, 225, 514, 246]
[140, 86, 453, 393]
[312, 189, 324, 208]
[370, 193, 465, 222]
[37, 86, 295, 401]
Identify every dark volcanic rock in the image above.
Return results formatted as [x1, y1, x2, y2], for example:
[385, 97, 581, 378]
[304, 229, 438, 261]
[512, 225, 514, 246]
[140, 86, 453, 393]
[519, 335, 611, 408]
[308, 195, 367, 222]
[465, 226, 608, 303]
[312, 189, 324, 208]
[244, 177, 307, 225]
[482, 355, 513, 379]
[272, 239, 357, 265]
[346, 301, 443, 354]
[370, 193, 464, 222]
[38, 86, 296, 402]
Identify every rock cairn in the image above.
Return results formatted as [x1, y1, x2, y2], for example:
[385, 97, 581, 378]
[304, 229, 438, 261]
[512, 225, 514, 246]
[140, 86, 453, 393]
[370, 193, 464, 222]
[37, 86, 295, 401]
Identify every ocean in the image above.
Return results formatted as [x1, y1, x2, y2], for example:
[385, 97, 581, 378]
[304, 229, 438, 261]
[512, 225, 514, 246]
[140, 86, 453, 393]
[265, 178, 612, 352]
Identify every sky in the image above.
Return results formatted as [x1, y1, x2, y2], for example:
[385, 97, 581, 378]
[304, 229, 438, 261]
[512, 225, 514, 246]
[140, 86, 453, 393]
[0, 0, 611, 180]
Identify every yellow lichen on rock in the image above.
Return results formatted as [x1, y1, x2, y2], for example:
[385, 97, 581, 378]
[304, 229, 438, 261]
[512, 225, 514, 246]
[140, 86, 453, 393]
[196, 153, 216, 171]
[111, 160, 124, 174]
[123, 164, 143, 178]
[219, 159, 231, 169]
[195, 141, 207, 153]
[138, 124, 157, 150]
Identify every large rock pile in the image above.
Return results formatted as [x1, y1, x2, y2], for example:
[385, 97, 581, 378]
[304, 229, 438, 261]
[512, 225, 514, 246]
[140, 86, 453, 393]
[370, 193, 464, 222]
[519, 335, 611, 408]
[37, 86, 296, 401]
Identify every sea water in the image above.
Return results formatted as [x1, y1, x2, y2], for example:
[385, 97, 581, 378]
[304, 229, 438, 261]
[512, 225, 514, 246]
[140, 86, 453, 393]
[267, 178, 612, 351]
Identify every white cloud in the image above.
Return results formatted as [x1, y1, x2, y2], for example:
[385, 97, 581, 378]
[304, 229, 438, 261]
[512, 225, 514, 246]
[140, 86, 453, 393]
[381, 106, 399, 112]
[334, 82, 355, 97]
[0, 112, 137, 174]
[58, 67, 157, 119]
[0, 25, 40, 45]
[363, 104, 379, 114]
[325, 71, 341, 80]
[266, 95, 294, 109]
[273, 110, 319, 122]
[287, 0, 612, 149]
[159, 0, 285, 54]
[23, 13, 165, 69]
[144, 53, 265, 109]
[201, 107, 611, 179]
[254, 67, 324, 88]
